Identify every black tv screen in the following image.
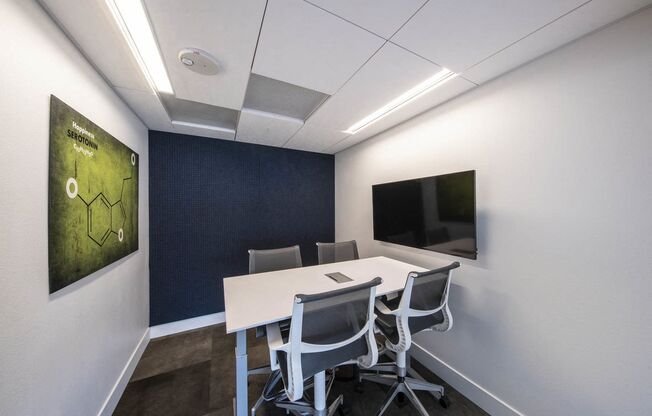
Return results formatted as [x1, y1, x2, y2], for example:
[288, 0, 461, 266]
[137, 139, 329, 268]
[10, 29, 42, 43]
[372, 170, 477, 259]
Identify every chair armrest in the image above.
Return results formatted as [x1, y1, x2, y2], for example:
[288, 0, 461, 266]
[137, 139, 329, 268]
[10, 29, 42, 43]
[266, 323, 284, 348]
[375, 299, 399, 316]
[266, 323, 285, 370]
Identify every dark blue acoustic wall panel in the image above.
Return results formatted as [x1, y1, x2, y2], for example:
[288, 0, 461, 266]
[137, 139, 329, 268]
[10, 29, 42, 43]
[149, 130, 334, 325]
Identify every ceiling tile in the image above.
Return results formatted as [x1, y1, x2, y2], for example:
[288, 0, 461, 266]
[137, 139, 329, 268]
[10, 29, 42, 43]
[160, 95, 239, 131]
[243, 74, 329, 120]
[144, 0, 266, 110]
[326, 76, 476, 153]
[305, 0, 427, 39]
[115, 88, 170, 131]
[284, 121, 349, 153]
[40, 0, 150, 92]
[236, 109, 303, 147]
[463, 0, 652, 84]
[171, 123, 236, 141]
[252, 0, 385, 94]
[307, 42, 442, 132]
[392, 0, 588, 73]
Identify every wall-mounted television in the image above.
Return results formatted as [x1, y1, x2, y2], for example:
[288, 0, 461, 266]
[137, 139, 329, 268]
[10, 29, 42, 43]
[372, 170, 477, 259]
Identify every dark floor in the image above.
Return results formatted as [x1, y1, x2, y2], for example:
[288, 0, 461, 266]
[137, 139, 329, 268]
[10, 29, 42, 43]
[113, 325, 488, 416]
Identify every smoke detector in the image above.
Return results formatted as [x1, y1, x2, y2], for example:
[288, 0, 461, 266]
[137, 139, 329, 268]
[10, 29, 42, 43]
[178, 48, 220, 75]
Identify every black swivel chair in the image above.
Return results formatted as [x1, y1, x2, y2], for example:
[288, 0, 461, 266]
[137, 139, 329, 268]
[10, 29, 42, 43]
[248, 245, 303, 415]
[316, 240, 359, 264]
[267, 277, 383, 416]
[360, 262, 460, 416]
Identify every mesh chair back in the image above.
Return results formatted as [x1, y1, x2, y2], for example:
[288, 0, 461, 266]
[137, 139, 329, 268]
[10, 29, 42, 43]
[409, 269, 449, 310]
[277, 277, 382, 400]
[406, 266, 455, 335]
[376, 262, 460, 352]
[248, 245, 302, 274]
[300, 283, 370, 345]
[316, 240, 359, 264]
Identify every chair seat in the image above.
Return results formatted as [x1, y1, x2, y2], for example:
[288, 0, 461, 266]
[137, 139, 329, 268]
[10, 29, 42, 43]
[375, 294, 445, 346]
[276, 332, 369, 385]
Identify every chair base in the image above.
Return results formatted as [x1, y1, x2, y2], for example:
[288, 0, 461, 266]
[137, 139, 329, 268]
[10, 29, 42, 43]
[264, 371, 341, 416]
[274, 394, 343, 416]
[251, 369, 286, 416]
[360, 363, 447, 416]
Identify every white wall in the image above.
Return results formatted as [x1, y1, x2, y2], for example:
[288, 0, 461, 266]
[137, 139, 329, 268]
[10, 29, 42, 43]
[336, 8, 652, 416]
[0, 1, 149, 415]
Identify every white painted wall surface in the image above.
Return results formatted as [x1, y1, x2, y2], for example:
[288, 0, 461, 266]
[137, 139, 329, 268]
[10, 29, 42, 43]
[335, 8, 652, 416]
[0, 1, 150, 415]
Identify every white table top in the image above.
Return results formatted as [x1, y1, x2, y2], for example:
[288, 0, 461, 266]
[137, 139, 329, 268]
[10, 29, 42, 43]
[223, 256, 430, 334]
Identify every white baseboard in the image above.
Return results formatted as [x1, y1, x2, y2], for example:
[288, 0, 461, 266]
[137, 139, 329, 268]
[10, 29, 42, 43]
[98, 329, 150, 416]
[149, 312, 226, 339]
[410, 342, 526, 416]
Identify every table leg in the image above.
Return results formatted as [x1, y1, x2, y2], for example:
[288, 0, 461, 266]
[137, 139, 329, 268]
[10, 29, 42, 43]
[235, 330, 248, 416]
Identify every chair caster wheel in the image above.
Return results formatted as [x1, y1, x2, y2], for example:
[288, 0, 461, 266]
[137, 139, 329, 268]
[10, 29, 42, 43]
[438, 395, 451, 409]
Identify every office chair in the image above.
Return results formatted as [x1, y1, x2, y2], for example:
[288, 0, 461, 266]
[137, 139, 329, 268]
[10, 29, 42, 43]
[316, 240, 359, 264]
[248, 245, 303, 415]
[249, 245, 303, 274]
[266, 277, 383, 416]
[360, 262, 460, 416]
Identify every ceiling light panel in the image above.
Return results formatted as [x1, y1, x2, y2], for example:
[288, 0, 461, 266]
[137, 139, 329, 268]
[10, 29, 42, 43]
[306, 42, 442, 133]
[38, 0, 150, 91]
[332, 76, 476, 152]
[344, 69, 458, 134]
[107, 0, 173, 94]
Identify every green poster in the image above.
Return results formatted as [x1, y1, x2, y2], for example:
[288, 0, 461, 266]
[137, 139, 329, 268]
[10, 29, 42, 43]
[48, 95, 138, 293]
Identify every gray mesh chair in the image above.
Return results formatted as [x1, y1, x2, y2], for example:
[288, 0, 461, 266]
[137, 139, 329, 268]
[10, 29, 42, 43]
[249, 245, 303, 274]
[248, 245, 303, 415]
[360, 262, 460, 416]
[266, 277, 383, 416]
[316, 240, 359, 265]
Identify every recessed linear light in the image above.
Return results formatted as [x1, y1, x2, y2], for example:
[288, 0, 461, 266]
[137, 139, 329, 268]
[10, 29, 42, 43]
[171, 120, 236, 135]
[343, 69, 458, 135]
[106, 0, 174, 94]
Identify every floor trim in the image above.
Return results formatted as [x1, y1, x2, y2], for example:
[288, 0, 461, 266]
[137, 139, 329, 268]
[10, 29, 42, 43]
[98, 328, 150, 416]
[410, 342, 526, 416]
[150, 312, 226, 339]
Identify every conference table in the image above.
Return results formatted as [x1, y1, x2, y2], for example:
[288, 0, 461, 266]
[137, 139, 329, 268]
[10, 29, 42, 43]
[224, 255, 448, 416]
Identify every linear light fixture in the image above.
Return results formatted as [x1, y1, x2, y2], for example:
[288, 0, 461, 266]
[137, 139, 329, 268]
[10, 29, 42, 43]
[106, 0, 174, 94]
[171, 120, 236, 135]
[343, 68, 458, 135]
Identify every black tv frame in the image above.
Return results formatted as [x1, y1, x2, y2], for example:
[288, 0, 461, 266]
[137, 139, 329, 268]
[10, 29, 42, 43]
[372, 170, 477, 260]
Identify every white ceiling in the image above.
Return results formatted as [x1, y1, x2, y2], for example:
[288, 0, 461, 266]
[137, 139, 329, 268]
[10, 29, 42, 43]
[40, 0, 652, 154]
[252, 0, 385, 95]
[145, 0, 266, 110]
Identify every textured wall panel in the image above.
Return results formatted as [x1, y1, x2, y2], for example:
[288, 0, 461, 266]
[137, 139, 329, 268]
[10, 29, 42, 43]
[149, 131, 334, 325]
